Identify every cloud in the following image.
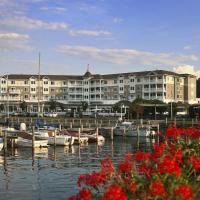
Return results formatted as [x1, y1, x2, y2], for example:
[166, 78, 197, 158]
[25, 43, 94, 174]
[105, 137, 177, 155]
[113, 17, 123, 24]
[68, 30, 111, 37]
[0, 33, 29, 40]
[173, 65, 200, 77]
[40, 6, 67, 12]
[56, 44, 199, 66]
[0, 16, 69, 30]
[183, 46, 192, 50]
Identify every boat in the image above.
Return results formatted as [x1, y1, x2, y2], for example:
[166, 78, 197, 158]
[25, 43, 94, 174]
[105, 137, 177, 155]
[48, 135, 74, 146]
[0, 138, 3, 151]
[15, 137, 48, 148]
[60, 130, 88, 145]
[114, 122, 155, 137]
[81, 133, 105, 143]
[29, 130, 74, 146]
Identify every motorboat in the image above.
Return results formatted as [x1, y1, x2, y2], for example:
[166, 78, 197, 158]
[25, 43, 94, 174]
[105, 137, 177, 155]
[29, 130, 74, 146]
[60, 130, 88, 145]
[48, 135, 74, 146]
[15, 137, 48, 148]
[114, 122, 155, 137]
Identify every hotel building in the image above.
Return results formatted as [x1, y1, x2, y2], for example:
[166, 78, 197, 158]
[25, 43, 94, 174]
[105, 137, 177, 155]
[0, 70, 197, 112]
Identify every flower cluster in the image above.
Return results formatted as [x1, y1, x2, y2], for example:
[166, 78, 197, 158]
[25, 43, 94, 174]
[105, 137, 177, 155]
[69, 126, 200, 200]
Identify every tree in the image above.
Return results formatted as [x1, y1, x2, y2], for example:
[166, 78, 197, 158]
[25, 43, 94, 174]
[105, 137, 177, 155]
[112, 100, 131, 113]
[81, 101, 88, 111]
[20, 101, 27, 112]
[58, 102, 65, 111]
[0, 104, 4, 112]
[48, 100, 57, 111]
[130, 103, 144, 119]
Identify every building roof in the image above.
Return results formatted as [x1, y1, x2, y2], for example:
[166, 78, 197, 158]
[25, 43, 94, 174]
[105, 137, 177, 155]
[2, 69, 190, 80]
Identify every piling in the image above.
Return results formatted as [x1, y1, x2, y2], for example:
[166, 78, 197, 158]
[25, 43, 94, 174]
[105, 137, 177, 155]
[110, 127, 114, 140]
[3, 130, 7, 153]
[54, 129, 56, 146]
[32, 126, 35, 149]
[70, 122, 72, 129]
[81, 124, 83, 131]
[78, 128, 81, 145]
[96, 127, 99, 142]
[137, 125, 140, 148]
[123, 126, 126, 137]
[59, 124, 62, 131]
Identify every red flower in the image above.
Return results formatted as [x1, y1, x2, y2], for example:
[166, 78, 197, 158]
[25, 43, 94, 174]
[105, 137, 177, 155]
[149, 180, 167, 198]
[152, 143, 166, 159]
[158, 155, 181, 177]
[68, 188, 92, 200]
[100, 157, 115, 175]
[174, 185, 193, 200]
[77, 172, 106, 188]
[190, 156, 200, 171]
[119, 161, 134, 173]
[134, 151, 150, 161]
[129, 182, 136, 194]
[104, 185, 127, 200]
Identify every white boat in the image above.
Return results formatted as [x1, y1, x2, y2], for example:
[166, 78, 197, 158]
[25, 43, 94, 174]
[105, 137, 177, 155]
[30, 131, 74, 146]
[0, 138, 3, 151]
[48, 135, 74, 146]
[15, 137, 48, 148]
[114, 122, 155, 137]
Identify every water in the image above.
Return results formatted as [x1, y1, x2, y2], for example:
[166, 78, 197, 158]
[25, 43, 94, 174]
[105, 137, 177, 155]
[0, 138, 154, 200]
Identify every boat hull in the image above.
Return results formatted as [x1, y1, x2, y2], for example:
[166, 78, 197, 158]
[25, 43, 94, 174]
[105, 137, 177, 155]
[15, 138, 48, 148]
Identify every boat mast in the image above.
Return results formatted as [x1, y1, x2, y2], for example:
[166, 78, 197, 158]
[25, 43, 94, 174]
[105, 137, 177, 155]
[37, 52, 41, 117]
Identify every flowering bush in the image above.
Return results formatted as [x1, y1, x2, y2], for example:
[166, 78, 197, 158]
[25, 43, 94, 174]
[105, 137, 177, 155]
[69, 125, 200, 200]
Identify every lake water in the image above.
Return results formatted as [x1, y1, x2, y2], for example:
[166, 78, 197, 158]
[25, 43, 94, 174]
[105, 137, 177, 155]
[0, 137, 154, 200]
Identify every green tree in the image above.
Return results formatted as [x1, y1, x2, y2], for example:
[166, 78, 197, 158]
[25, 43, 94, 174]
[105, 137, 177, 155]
[0, 104, 4, 112]
[20, 101, 27, 112]
[81, 101, 88, 111]
[58, 102, 65, 111]
[48, 100, 57, 111]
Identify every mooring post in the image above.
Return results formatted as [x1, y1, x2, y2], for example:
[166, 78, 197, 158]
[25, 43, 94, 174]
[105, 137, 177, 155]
[32, 126, 35, 149]
[54, 129, 56, 146]
[96, 127, 99, 142]
[59, 124, 62, 131]
[78, 128, 81, 145]
[70, 122, 72, 129]
[111, 127, 114, 140]
[123, 126, 126, 137]
[137, 125, 140, 148]
[3, 130, 7, 153]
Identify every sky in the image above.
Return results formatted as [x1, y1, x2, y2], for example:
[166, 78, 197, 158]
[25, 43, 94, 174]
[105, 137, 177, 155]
[0, 0, 200, 76]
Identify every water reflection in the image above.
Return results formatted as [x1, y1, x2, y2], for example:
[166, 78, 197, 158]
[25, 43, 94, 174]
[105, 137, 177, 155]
[0, 138, 154, 200]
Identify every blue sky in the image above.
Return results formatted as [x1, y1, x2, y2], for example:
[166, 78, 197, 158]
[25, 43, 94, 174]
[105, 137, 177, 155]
[0, 0, 200, 75]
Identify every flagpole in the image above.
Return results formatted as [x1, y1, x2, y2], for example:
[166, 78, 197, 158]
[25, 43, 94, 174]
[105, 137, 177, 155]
[37, 52, 41, 118]
[6, 74, 9, 120]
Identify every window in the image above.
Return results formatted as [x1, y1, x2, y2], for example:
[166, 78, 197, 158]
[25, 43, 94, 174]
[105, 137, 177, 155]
[1, 80, 6, 84]
[119, 80, 123, 83]
[24, 80, 28, 85]
[24, 88, 28, 92]
[104, 80, 107, 84]
[150, 84, 156, 88]
[44, 81, 48, 84]
[157, 93, 163, 97]
[137, 78, 140, 82]
[120, 87, 123, 91]
[24, 95, 29, 99]
[44, 88, 48, 92]
[144, 85, 149, 88]
[51, 88, 55, 92]
[31, 81, 35, 84]
[31, 88, 36, 91]
[63, 81, 66, 85]
[114, 80, 117, 84]
[11, 80, 15, 85]
[130, 79, 134, 82]
[130, 86, 135, 90]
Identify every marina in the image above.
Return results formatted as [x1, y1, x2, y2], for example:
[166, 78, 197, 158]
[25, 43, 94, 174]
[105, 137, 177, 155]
[0, 136, 156, 200]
